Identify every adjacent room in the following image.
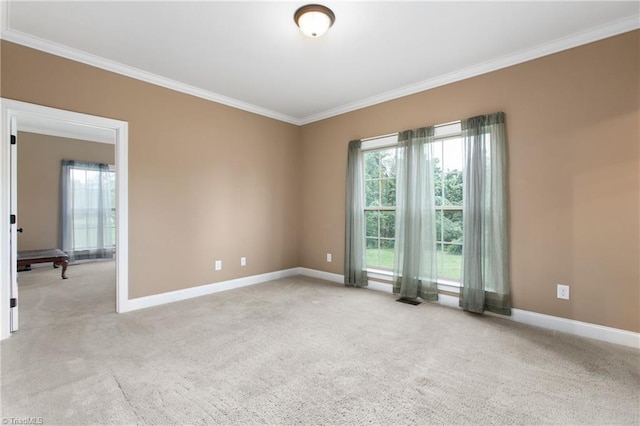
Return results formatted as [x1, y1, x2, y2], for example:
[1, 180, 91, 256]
[0, 1, 638, 425]
[17, 131, 116, 290]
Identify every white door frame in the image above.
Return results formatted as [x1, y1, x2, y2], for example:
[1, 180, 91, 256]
[9, 115, 17, 332]
[0, 98, 129, 340]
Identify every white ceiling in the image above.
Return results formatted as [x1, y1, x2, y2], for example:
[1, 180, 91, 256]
[2, 1, 639, 125]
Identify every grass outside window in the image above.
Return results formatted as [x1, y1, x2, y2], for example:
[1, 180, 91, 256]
[366, 247, 462, 281]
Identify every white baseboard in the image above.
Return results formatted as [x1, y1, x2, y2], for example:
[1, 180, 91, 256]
[367, 280, 393, 294]
[121, 268, 301, 312]
[298, 268, 640, 350]
[436, 292, 461, 309]
[510, 309, 640, 349]
[297, 267, 344, 284]
[302, 270, 395, 294]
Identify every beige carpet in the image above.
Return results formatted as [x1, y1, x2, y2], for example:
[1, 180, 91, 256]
[1, 261, 638, 425]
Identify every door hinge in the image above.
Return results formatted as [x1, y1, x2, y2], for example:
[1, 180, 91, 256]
[10, 135, 16, 145]
[10, 298, 16, 308]
[10, 214, 16, 225]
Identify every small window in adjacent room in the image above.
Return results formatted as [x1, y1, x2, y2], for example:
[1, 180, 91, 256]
[61, 161, 116, 261]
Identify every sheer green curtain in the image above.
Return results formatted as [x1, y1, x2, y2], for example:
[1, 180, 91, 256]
[344, 140, 368, 287]
[460, 112, 511, 315]
[393, 127, 438, 301]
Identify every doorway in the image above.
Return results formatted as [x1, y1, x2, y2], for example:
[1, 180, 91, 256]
[1, 99, 129, 340]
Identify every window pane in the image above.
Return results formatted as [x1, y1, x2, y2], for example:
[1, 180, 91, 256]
[365, 211, 379, 238]
[366, 238, 379, 268]
[441, 243, 462, 281]
[434, 138, 465, 283]
[379, 149, 396, 179]
[88, 228, 98, 249]
[441, 138, 463, 206]
[379, 211, 395, 238]
[366, 248, 378, 267]
[444, 170, 463, 206]
[71, 169, 85, 185]
[365, 151, 380, 179]
[73, 214, 87, 228]
[380, 178, 395, 206]
[87, 210, 99, 227]
[442, 210, 463, 243]
[363, 147, 397, 271]
[366, 237, 378, 250]
[67, 166, 116, 252]
[365, 180, 380, 207]
[75, 189, 88, 209]
[365, 210, 396, 270]
[378, 239, 395, 269]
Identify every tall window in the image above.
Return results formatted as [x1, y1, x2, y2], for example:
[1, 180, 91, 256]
[362, 123, 464, 282]
[351, 114, 509, 311]
[61, 161, 115, 261]
[433, 136, 464, 282]
[364, 147, 396, 270]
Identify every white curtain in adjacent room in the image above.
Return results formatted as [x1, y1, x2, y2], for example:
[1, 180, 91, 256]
[61, 160, 115, 262]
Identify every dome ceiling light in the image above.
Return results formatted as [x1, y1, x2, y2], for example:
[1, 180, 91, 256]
[294, 4, 335, 38]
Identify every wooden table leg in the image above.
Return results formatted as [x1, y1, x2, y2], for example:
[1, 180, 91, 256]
[61, 259, 68, 279]
[57, 259, 69, 279]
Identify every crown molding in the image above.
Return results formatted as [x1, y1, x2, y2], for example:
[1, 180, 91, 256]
[1, 14, 637, 127]
[0, 28, 304, 126]
[296, 15, 640, 125]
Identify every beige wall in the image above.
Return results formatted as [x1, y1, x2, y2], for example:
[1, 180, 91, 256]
[299, 31, 640, 332]
[16, 132, 115, 251]
[2, 31, 638, 332]
[2, 41, 301, 299]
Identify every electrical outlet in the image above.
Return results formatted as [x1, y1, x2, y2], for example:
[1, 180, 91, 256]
[240, 257, 246, 266]
[557, 284, 570, 300]
[326, 253, 332, 263]
[215, 260, 222, 271]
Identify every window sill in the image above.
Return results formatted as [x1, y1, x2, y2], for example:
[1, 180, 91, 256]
[367, 268, 393, 281]
[365, 268, 461, 294]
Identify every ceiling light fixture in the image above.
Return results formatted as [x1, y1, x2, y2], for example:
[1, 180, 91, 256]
[294, 4, 335, 38]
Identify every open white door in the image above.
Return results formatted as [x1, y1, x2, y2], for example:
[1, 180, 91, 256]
[9, 115, 18, 332]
